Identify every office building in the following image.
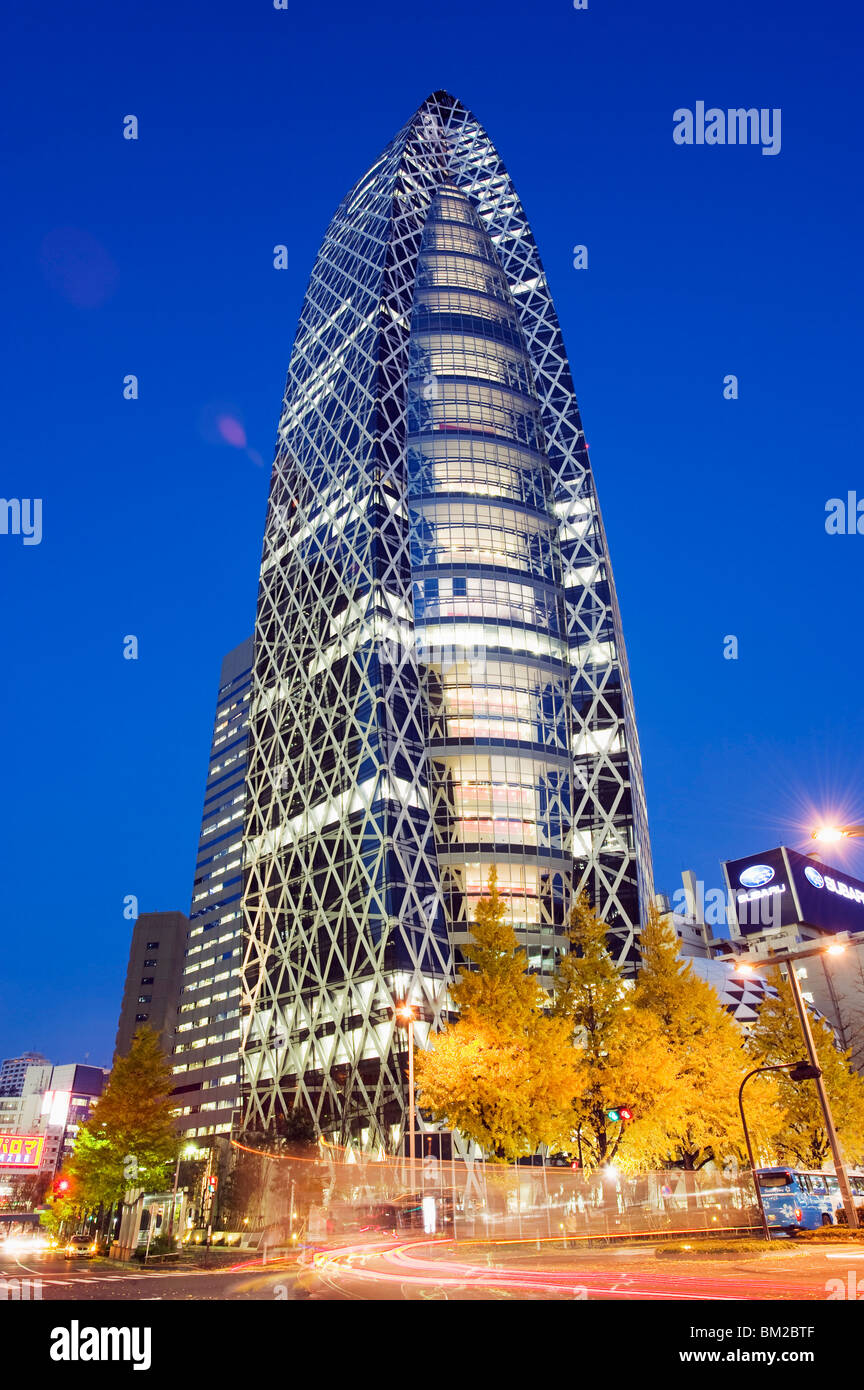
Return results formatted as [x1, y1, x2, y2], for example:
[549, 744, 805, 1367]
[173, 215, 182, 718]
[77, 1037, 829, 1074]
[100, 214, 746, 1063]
[241, 93, 653, 1147]
[0, 1061, 106, 1177]
[171, 637, 252, 1138]
[115, 911, 187, 1060]
[0, 1053, 49, 1098]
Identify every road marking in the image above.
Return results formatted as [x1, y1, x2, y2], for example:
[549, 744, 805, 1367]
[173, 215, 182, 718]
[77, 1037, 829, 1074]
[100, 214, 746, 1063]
[36, 1264, 251, 1286]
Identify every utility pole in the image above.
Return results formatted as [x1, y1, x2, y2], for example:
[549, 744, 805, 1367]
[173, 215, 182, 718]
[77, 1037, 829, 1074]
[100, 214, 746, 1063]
[733, 937, 859, 1229]
[785, 962, 859, 1228]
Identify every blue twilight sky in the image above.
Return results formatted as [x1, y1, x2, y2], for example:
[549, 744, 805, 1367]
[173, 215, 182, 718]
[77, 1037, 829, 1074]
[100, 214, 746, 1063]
[2, 0, 863, 1068]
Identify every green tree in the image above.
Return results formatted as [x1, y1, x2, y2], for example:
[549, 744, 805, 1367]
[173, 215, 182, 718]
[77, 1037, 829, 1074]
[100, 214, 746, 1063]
[552, 892, 678, 1172]
[416, 869, 581, 1161]
[66, 1027, 178, 1208]
[749, 969, 864, 1168]
[629, 910, 775, 1172]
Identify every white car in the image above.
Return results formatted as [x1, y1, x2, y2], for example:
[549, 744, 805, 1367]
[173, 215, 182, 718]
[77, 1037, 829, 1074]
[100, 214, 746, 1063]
[64, 1233, 98, 1259]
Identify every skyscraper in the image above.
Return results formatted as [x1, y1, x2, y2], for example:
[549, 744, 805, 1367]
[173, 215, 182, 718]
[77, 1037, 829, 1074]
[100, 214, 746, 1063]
[172, 638, 252, 1139]
[0, 1053, 49, 1098]
[115, 910, 187, 1061]
[242, 93, 652, 1148]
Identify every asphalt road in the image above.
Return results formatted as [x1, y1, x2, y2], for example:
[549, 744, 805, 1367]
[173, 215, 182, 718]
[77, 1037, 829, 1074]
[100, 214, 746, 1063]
[0, 1251, 307, 1301]
[307, 1236, 864, 1301]
[3, 1239, 862, 1301]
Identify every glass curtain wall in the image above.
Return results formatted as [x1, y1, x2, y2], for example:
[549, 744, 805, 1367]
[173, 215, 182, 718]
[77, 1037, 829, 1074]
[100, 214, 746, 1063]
[407, 186, 572, 971]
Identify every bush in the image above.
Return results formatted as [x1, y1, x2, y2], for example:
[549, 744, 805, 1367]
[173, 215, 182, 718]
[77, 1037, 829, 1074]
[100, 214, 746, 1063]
[794, 1226, 864, 1243]
[656, 1239, 776, 1257]
[135, 1234, 178, 1260]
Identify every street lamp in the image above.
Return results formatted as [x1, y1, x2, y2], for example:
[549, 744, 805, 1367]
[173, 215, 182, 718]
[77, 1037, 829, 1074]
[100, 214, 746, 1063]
[738, 1061, 821, 1239]
[168, 1144, 198, 1240]
[811, 824, 864, 843]
[733, 938, 859, 1228]
[395, 1001, 417, 1189]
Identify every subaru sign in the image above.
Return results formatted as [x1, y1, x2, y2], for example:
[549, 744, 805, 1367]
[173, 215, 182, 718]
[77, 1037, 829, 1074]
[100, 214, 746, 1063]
[739, 864, 775, 888]
[723, 846, 864, 937]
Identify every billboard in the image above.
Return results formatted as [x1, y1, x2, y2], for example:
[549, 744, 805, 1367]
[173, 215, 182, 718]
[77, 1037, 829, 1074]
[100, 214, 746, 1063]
[0, 1135, 45, 1169]
[723, 846, 864, 937]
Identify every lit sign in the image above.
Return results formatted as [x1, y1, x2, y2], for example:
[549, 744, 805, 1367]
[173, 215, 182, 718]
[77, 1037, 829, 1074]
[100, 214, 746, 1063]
[736, 883, 786, 904]
[40, 1090, 71, 1129]
[724, 847, 864, 937]
[0, 1135, 45, 1169]
[740, 864, 775, 888]
[822, 875, 864, 905]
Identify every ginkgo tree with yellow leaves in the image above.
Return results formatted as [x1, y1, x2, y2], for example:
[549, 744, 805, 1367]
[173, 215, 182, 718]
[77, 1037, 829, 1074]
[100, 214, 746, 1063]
[627, 910, 777, 1173]
[415, 869, 581, 1161]
[550, 893, 679, 1173]
[749, 968, 864, 1169]
[417, 881, 783, 1174]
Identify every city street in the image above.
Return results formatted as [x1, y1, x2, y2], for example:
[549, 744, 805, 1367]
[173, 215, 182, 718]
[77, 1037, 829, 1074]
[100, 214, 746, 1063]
[5, 1239, 862, 1301]
[1, 1251, 305, 1301]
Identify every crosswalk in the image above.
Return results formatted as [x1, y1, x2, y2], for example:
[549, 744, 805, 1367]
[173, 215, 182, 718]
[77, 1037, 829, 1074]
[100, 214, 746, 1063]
[0, 1265, 240, 1288]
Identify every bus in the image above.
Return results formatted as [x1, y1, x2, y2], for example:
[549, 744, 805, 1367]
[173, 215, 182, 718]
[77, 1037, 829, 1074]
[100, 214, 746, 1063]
[755, 1167, 864, 1233]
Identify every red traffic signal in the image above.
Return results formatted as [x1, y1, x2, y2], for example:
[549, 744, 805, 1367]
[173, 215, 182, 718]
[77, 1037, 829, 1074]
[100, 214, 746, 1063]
[206, 1175, 218, 1193]
[606, 1105, 634, 1123]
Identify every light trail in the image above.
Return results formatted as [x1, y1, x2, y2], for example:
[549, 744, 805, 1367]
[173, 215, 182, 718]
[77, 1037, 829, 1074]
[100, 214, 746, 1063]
[307, 1233, 834, 1301]
[305, 1238, 755, 1300]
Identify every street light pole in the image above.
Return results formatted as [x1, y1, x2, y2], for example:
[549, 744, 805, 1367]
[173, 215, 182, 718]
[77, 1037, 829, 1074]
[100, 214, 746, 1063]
[738, 1061, 818, 1240]
[396, 1002, 417, 1192]
[407, 1012, 416, 1190]
[733, 939, 859, 1229]
[167, 1145, 196, 1241]
[783, 962, 859, 1229]
[167, 1152, 181, 1241]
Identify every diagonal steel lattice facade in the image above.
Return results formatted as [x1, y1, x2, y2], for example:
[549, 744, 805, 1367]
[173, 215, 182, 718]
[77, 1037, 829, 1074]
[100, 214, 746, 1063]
[241, 92, 653, 1149]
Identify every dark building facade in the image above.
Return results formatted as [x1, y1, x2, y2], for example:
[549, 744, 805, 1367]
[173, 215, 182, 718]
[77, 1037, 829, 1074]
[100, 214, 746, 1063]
[115, 911, 187, 1061]
[241, 93, 653, 1149]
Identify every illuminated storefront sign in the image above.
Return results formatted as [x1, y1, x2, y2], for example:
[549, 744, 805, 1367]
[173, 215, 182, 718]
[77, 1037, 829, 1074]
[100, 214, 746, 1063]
[0, 1135, 45, 1168]
[723, 846, 864, 936]
[40, 1090, 71, 1129]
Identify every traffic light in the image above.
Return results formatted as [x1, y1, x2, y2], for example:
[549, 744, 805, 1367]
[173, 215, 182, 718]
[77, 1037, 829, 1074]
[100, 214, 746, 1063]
[206, 1174, 218, 1194]
[606, 1105, 633, 1123]
[53, 1176, 71, 1197]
